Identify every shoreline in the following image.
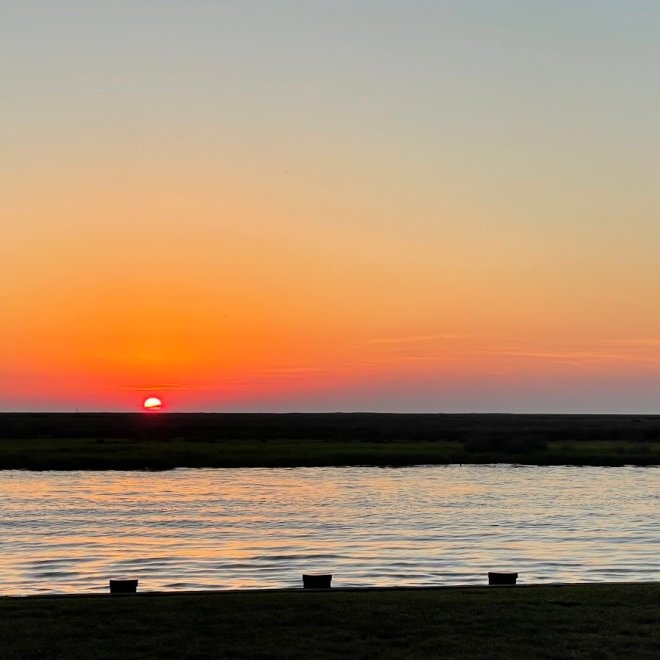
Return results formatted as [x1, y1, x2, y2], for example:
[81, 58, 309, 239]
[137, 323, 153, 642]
[3, 411, 660, 469]
[4, 579, 657, 599]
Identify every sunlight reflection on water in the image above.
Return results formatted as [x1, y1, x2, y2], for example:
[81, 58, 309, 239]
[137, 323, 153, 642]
[1, 465, 658, 595]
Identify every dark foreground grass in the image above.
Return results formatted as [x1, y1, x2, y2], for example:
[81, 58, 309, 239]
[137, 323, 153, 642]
[2, 584, 659, 659]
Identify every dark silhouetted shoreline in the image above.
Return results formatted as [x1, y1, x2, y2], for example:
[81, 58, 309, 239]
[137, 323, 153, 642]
[1, 413, 659, 469]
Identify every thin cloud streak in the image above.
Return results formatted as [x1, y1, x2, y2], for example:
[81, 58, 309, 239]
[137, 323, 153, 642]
[606, 338, 660, 347]
[361, 334, 459, 345]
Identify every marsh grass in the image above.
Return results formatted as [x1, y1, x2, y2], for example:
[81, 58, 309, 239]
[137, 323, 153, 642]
[2, 413, 660, 469]
[1, 435, 659, 470]
[2, 584, 660, 659]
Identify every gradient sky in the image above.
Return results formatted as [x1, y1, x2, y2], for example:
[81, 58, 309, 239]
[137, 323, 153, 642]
[3, 1, 660, 412]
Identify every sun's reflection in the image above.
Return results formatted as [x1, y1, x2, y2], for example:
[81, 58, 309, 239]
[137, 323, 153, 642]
[1, 466, 658, 595]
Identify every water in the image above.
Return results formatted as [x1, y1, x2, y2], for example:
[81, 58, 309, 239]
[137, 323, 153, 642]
[1, 465, 658, 595]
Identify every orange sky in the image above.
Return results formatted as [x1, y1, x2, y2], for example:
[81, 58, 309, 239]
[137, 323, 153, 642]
[3, 2, 660, 411]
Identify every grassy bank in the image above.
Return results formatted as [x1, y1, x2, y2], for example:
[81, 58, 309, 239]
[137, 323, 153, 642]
[1, 413, 660, 469]
[2, 436, 660, 470]
[2, 584, 660, 658]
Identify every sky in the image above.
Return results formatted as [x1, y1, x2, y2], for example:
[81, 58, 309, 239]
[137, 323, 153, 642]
[3, 0, 660, 413]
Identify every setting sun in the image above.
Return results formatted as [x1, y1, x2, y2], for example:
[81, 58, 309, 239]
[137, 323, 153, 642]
[143, 396, 163, 411]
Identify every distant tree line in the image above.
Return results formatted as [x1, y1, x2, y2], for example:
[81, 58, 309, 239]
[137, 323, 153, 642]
[2, 412, 660, 448]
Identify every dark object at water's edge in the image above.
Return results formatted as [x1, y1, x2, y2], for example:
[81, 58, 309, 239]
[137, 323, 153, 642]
[302, 574, 332, 589]
[109, 579, 138, 594]
[488, 572, 518, 585]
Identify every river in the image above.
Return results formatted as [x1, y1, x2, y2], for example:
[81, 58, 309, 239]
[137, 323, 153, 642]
[1, 465, 658, 595]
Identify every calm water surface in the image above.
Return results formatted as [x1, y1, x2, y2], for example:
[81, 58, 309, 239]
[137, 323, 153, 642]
[1, 465, 658, 595]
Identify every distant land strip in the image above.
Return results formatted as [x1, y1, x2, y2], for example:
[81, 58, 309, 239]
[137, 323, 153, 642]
[1, 413, 659, 469]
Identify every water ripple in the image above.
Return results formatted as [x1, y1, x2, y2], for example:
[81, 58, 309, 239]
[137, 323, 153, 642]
[0, 465, 658, 595]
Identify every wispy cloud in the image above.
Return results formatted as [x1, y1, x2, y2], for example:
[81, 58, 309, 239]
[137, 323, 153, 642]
[361, 333, 458, 346]
[484, 348, 660, 365]
[124, 384, 189, 391]
[253, 366, 341, 376]
[360, 340, 660, 368]
[360, 355, 456, 364]
[606, 338, 660, 347]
